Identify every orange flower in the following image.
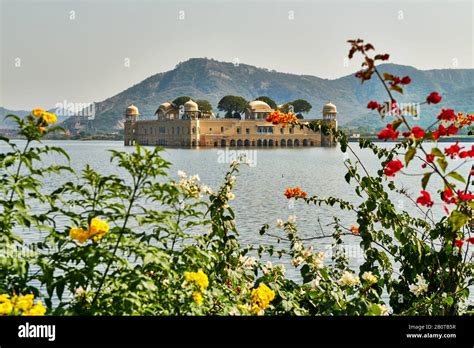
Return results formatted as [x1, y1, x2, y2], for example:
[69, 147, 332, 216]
[350, 225, 359, 235]
[284, 187, 307, 199]
[265, 111, 298, 125]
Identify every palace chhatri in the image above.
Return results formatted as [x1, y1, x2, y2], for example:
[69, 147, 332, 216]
[124, 99, 338, 147]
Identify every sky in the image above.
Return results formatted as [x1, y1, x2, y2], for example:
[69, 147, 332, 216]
[0, 0, 473, 110]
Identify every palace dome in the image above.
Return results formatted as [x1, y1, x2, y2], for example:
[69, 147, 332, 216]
[248, 100, 272, 112]
[125, 104, 139, 116]
[184, 99, 199, 112]
[322, 102, 337, 114]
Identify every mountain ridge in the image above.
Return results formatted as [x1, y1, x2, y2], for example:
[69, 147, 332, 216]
[2, 58, 473, 131]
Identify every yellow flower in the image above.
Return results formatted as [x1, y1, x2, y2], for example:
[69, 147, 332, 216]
[69, 218, 110, 244]
[0, 300, 13, 315]
[41, 112, 57, 125]
[0, 294, 10, 302]
[38, 126, 47, 133]
[184, 269, 209, 291]
[191, 291, 203, 305]
[69, 227, 90, 244]
[32, 108, 45, 118]
[13, 294, 34, 311]
[88, 218, 109, 242]
[22, 300, 46, 316]
[250, 283, 275, 313]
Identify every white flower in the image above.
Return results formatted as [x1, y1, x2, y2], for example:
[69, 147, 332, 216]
[293, 241, 304, 252]
[409, 275, 428, 296]
[378, 304, 391, 316]
[239, 255, 257, 269]
[288, 215, 297, 223]
[276, 219, 285, 229]
[74, 287, 85, 296]
[337, 271, 360, 287]
[200, 185, 213, 195]
[310, 276, 321, 289]
[190, 174, 200, 183]
[262, 261, 273, 274]
[275, 264, 286, 276]
[229, 175, 236, 185]
[177, 170, 186, 178]
[291, 256, 305, 267]
[311, 256, 324, 269]
[226, 192, 235, 200]
[362, 271, 378, 285]
[231, 160, 238, 166]
[301, 246, 313, 259]
[244, 159, 253, 165]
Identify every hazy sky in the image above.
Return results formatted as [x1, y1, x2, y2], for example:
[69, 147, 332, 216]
[0, 0, 473, 109]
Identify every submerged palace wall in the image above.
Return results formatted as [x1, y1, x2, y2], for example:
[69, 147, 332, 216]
[124, 101, 338, 148]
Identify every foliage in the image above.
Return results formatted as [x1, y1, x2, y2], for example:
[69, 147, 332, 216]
[255, 96, 277, 109]
[196, 100, 213, 113]
[217, 95, 248, 117]
[172, 96, 192, 107]
[1, 41, 473, 316]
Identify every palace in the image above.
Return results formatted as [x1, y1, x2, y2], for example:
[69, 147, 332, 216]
[124, 99, 338, 147]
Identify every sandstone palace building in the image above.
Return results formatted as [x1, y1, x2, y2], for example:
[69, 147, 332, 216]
[124, 99, 338, 147]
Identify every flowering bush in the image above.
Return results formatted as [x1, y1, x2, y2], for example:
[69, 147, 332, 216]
[1, 39, 473, 316]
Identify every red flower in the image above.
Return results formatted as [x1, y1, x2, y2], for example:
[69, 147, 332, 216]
[444, 141, 463, 158]
[367, 101, 381, 110]
[379, 54, 390, 61]
[454, 240, 464, 248]
[384, 160, 403, 177]
[426, 154, 435, 163]
[411, 126, 425, 139]
[466, 237, 474, 244]
[459, 145, 474, 159]
[401, 76, 411, 85]
[437, 108, 456, 121]
[416, 191, 433, 207]
[433, 124, 459, 140]
[426, 92, 442, 104]
[457, 190, 474, 201]
[377, 124, 399, 141]
[442, 187, 457, 204]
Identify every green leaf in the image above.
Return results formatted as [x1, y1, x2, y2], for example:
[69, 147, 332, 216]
[447, 172, 465, 183]
[421, 172, 433, 190]
[431, 148, 444, 157]
[437, 158, 448, 172]
[390, 84, 404, 94]
[448, 210, 470, 231]
[405, 147, 416, 166]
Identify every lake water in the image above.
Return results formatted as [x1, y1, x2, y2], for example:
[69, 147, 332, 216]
[1, 140, 473, 287]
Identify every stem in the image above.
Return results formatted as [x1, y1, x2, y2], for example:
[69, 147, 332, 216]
[91, 175, 142, 307]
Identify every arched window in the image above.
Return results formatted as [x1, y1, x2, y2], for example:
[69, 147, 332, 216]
[221, 139, 226, 147]
[268, 139, 274, 146]
[244, 139, 250, 146]
[294, 139, 300, 146]
[280, 139, 286, 146]
[287, 139, 293, 146]
[237, 139, 243, 147]
[230, 139, 236, 147]
[303, 139, 308, 146]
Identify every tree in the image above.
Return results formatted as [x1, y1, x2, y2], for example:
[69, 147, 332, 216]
[290, 99, 312, 114]
[255, 96, 277, 109]
[217, 95, 248, 117]
[172, 96, 192, 107]
[196, 100, 213, 113]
